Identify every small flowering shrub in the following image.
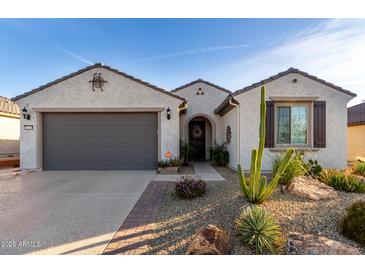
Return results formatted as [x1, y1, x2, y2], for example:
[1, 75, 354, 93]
[175, 176, 206, 199]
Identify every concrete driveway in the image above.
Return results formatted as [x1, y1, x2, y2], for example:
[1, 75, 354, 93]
[0, 170, 155, 254]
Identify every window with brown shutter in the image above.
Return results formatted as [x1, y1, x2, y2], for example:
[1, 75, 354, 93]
[314, 101, 326, 148]
[265, 101, 275, 148]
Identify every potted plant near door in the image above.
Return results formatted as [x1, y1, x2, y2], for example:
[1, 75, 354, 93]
[158, 158, 181, 174]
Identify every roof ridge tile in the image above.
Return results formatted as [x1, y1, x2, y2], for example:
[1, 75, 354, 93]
[12, 64, 185, 102]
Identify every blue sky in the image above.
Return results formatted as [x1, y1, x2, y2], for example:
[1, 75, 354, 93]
[0, 19, 364, 105]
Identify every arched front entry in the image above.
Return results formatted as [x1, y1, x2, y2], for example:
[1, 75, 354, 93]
[185, 114, 216, 161]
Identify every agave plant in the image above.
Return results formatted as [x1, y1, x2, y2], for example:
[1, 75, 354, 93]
[238, 86, 294, 204]
[235, 205, 281, 254]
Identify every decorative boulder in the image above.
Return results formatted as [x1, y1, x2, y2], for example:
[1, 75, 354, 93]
[186, 225, 230, 255]
[287, 176, 338, 200]
[287, 232, 360, 255]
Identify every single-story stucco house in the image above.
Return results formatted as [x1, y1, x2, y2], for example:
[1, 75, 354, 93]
[0, 96, 20, 157]
[12, 63, 356, 171]
[347, 102, 365, 162]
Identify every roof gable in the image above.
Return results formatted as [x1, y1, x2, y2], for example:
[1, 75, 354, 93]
[12, 63, 185, 102]
[232, 68, 356, 97]
[171, 79, 231, 94]
[348, 102, 365, 125]
[0, 96, 19, 117]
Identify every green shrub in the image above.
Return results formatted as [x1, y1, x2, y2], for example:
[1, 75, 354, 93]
[175, 176, 206, 199]
[342, 201, 365, 246]
[158, 158, 181, 168]
[353, 161, 365, 177]
[180, 140, 194, 166]
[320, 169, 365, 193]
[210, 143, 229, 166]
[235, 205, 281, 254]
[272, 151, 306, 185]
[305, 159, 323, 178]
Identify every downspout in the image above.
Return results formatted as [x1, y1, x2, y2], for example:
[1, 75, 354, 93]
[228, 97, 240, 164]
[177, 101, 188, 159]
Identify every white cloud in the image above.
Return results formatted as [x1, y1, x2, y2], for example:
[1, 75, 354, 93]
[132, 43, 249, 64]
[214, 19, 365, 106]
[59, 48, 93, 65]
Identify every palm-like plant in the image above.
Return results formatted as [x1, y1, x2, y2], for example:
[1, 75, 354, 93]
[180, 140, 194, 166]
[238, 86, 294, 204]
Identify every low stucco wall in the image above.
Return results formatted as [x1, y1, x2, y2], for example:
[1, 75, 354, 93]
[15, 67, 183, 170]
[0, 116, 20, 155]
[235, 72, 353, 171]
[348, 124, 365, 162]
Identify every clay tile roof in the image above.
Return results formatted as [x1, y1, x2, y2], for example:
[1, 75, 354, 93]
[214, 95, 239, 116]
[0, 96, 20, 117]
[215, 67, 357, 116]
[12, 63, 186, 102]
[233, 67, 356, 97]
[348, 102, 365, 125]
[171, 79, 231, 94]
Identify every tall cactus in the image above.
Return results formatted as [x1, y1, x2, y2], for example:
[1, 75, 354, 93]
[238, 86, 294, 204]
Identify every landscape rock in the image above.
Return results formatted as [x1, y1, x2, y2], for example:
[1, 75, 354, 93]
[287, 176, 338, 200]
[287, 232, 360, 255]
[185, 224, 230, 255]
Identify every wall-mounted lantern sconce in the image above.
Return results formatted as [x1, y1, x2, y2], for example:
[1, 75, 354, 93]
[166, 107, 171, 120]
[22, 107, 31, 120]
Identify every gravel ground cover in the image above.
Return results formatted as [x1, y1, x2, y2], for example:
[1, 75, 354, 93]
[147, 167, 365, 255]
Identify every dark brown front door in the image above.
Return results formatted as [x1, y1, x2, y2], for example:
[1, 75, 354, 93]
[189, 121, 205, 160]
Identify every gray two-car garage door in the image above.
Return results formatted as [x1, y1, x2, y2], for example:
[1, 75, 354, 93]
[42, 112, 158, 170]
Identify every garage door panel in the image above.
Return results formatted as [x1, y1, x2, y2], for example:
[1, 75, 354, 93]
[43, 112, 158, 170]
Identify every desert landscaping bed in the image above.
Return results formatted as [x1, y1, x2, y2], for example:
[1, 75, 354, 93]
[146, 167, 365, 255]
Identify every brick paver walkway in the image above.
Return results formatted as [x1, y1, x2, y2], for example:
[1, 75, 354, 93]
[102, 181, 169, 255]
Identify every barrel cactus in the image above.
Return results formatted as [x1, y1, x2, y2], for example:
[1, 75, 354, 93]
[238, 86, 294, 204]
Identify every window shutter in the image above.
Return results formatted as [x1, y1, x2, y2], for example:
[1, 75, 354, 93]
[265, 101, 275, 148]
[314, 101, 326, 148]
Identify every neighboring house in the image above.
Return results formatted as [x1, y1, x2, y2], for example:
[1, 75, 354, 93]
[12, 64, 355, 171]
[347, 102, 365, 162]
[0, 96, 20, 156]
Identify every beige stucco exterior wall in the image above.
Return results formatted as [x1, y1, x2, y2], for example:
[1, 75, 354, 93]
[234, 72, 354, 171]
[0, 115, 20, 155]
[174, 82, 228, 160]
[221, 107, 239, 169]
[348, 124, 365, 162]
[15, 67, 183, 170]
